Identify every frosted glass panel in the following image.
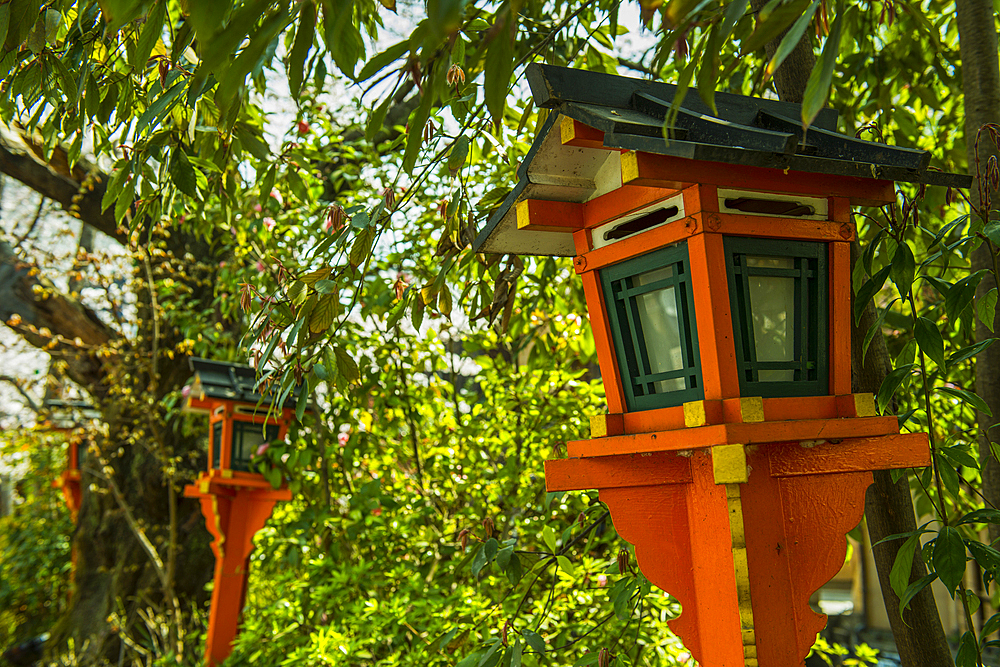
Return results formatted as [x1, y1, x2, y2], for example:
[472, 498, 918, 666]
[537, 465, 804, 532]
[746, 256, 795, 382]
[634, 267, 685, 392]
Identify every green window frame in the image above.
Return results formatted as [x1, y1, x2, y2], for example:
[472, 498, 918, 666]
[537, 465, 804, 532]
[231, 421, 279, 472]
[600, 243, 703, 411]
[724, 236, 828, 398]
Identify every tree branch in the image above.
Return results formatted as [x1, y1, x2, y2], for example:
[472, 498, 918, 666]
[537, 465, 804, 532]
[0, 240, 118, 396]
[0, 123, 125, 244]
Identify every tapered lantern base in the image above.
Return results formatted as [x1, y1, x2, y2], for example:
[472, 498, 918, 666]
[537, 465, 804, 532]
[547, 427, 929, 666]
[184, 474, 291, 666]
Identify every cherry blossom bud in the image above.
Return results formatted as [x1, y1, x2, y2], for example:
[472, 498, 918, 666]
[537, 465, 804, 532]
[297, 120, 311, 135]
[446, 64, 466, 87]
[482, 516, 495, 539]
[597, 647, 611, 667]
[989, 155, 999, 192]
[393, 273, 409, 300]
[382, 186, 397, 210]
[597, 574, 608, 587]
[458, 528, 470, 549]
[255, 442, 270, 457]
[423, 119, 435, 144]
[325, 204, 347, 234]
[158, 59, 170, 87]
[617, 548, 629, 575]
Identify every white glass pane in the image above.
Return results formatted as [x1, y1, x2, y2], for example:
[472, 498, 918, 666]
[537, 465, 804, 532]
[746, 256, 795, 382]
[633, 267, 685, 393]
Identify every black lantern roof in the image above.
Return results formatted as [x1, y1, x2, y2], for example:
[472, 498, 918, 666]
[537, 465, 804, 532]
[474, 64, 971, 257]
[186, 357, 300, 411]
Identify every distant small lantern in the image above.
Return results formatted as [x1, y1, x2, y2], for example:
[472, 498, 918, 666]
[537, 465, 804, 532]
[182, 357, 295, 477]
[475, 64, 969, 667]
[181, 357, 303, 667]
[44, 399, 99, 519]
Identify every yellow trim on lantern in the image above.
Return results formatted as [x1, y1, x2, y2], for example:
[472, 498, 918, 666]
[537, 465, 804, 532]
[854, 393, 877, 417]
[560, 115, 577, 144]
[725, 481, 757, 665]
[516, 200, 531, 230]
[683, 400, 707, 428]
[590, 414, 609, 438]
[740, 396, 765, 423]
[621, 151, 639, 184]
[713, 444, 748, 485]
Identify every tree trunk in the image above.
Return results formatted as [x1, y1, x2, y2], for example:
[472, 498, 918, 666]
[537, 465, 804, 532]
[957, 0, 1000, 545]
[749, 5, 954, 664]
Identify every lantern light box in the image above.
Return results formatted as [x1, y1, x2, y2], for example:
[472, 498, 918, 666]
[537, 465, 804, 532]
[182, 357, 303, 666]
[475, 65, 969, 667]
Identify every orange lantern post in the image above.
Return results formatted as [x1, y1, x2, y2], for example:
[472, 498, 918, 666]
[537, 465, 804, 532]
[474, 65, 969, 667]
[181, 358, 300, 666]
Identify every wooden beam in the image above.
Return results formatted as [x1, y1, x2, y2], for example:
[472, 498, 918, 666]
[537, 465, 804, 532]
[560, 116, 606, 149]
[544, 451, 692, 491]
[768, 433, 930, 477]
[515, 199, 586, 232]
[566, 415, 901, 457]
[621, 151, 897, 206]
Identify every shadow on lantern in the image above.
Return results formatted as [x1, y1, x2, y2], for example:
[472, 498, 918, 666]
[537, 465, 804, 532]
[181, 357, 305, 666]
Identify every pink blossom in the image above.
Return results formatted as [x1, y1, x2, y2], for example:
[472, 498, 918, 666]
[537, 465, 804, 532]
[263, 217, 276, 231]
[256, 262, 265, 273]
[256, 442, 270, 457]
[218, 261, 226, 268]
[181, 385, 191, 398]
[270, 190, 283, 206]
[253, 203, 263, 213]
[371, 508, 382, 516]
[597, 574, 608, 587]
[338, 432, 349, 447]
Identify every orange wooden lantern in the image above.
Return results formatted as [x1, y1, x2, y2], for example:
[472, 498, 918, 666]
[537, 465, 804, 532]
[181, 357, 300, 666]
[44, 399, 99, 519]
[474, 65, 969, 667]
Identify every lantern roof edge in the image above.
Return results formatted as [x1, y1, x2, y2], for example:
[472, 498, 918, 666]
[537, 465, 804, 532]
[186, 357, 301, 411]
[473, 64, 971, 257]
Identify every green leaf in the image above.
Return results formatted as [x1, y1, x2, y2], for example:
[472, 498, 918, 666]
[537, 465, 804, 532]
[504, 553, 522, 585]
[333, 347, 360, 384]
[448, 136, 469, 173]
[948, 338, 996, 368]
[483, 15, 514, 124]
[309, 294, 339, 333]
[0, 3, 10, 50]
[349, 226, 376, 269]
[169, 149, 198, 198]
[496, 544, 513, 569]
[321, 0, 364, 78]
[967, 540, 1000, 571]
[471, 543, 488, 576]
[862, 298, 899, 365]
[556, 555, 576, 577]
[613, 579, 636, 620]
[135, 79, 186, 137]
[983, 612, 1000, 638]
[313, 363, 328, 381]
[764, 0, 819, 80]
[875, 363, 914, 414]
[898, 572, 937, 616]
[356, 39, 410, 82]
[287, 1, 317, 97]
[48, 54, 78, 105]
[957, 508, 1000, 525]
[914, 317, 946, 368]
[720, 0, 748, 40]
[936, 452, 960, 498]
[801, 7, 842, 129]
[933, 527, 966, 597]
[889, 534, 918, 599]
[696, 22, 721, 114]
[890, 241, 916, 298]
[937, 385, 993, 418]
[215, 6, 293, 121]
[295, 378, 309, 421]
[978, 288, 998, 332]
[940, 446, 978, 470]
[854, 264, 892, 326]
[510, 640, 523, 667]
[133, 1, 166, 72]
[523, 631, 545, 655]
[542, 525, 557, 552]
[402, 84, 434, 175]
[740, 0, 810, 56]
[955, 631, 978, 667]
[234, 123, 271, 160]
